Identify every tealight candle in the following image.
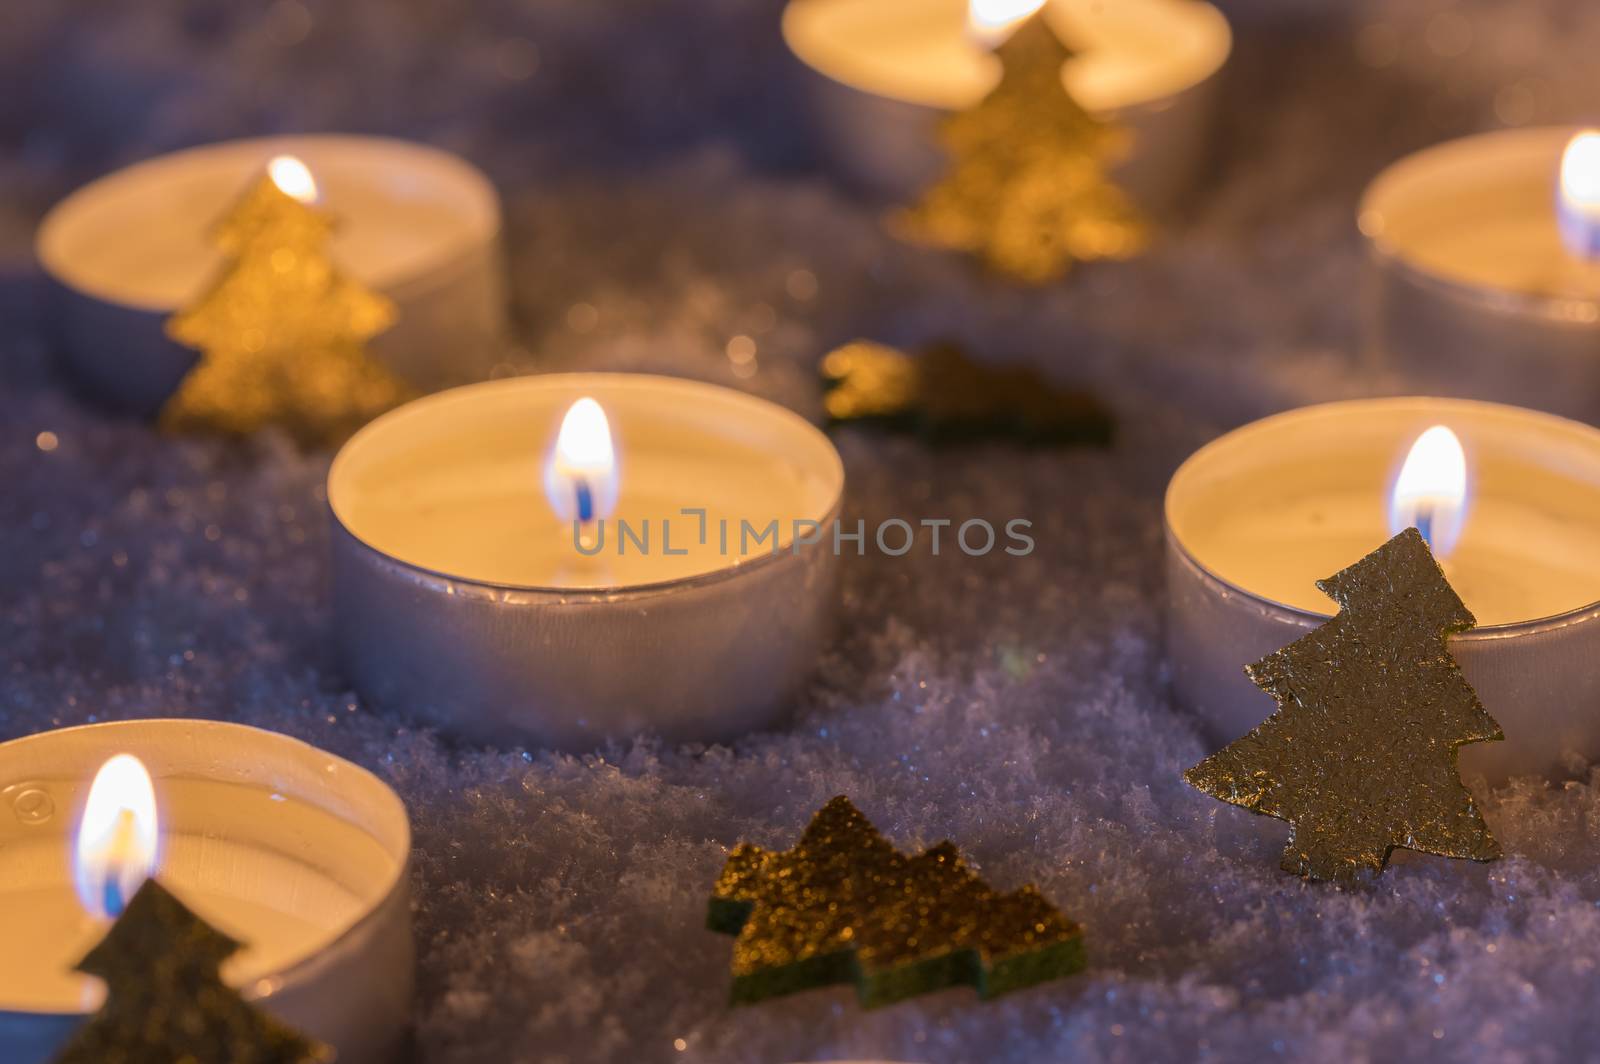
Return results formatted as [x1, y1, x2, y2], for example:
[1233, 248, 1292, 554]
[782, 0, 1231, 208]
[0, 719, 410, 1064]
[328, 373, 846, 748]
[1360, 127, 1600, 421]
[1165, 398, 1600, 781]
[36, 134, 506, 418]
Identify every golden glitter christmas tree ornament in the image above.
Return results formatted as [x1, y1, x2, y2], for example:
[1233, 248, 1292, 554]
[1185, 528, 1506, 884]
[161, 155, 412, 446]
[707, 796, 1086, 1008]
[892, 15, 1149, 283]
[52, 879, 331, 1064]
[821, 339, 1114, 445]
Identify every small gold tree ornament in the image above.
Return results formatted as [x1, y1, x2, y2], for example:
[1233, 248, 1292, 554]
[161, 155, 411, 445]
[893, 12, 1149, 283]
[1185, 529, 1505, 884]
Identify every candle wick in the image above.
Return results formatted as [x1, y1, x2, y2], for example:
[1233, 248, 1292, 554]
[103, 872, 126, 921]
[574, 478, 595, 524]
[573, 476, 598, 550]
[1414, 505, 1433, 551]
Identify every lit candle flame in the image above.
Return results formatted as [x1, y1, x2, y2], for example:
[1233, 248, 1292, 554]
[1558, 130, 1600, 262]
[968, 0, 1048, 47]
[267, 154, 319, 204]
[544, 397, 619, 545]
[74, 754, 160, 920]
[1389, 425, 1469, 559]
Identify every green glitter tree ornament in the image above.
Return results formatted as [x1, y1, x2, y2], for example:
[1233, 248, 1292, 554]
[1185, 528, 1505, 883]
[52, 879, 332, 1064]
[820, 338, 1114, 446]
[707, 796, 1086, 1008]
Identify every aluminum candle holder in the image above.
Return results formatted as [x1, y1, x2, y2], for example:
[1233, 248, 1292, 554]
[1360, 127, 1600, 421]
[782, 0, 1231, 210]
[0, 719, 412, 1064]
[1165, 398, 1600, 782]
[328, 374, 846, 750]
[35, 134, 507, 418]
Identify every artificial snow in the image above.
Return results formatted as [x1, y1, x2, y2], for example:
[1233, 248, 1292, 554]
[5, 1, 1600, 1061]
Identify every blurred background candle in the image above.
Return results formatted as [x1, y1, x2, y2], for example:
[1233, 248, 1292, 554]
[328, 373, 845, 749]
[1361, 127, 1600, 422]
[781, 0, 1231, 209]
[1165, 398, 1600, 781]
[35, 134, 507, 419]
[0, 720, 411, 1064]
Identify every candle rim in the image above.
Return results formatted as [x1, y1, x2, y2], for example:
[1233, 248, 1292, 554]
[328, 372, 848, 595]
[1359, 125, 1600, 319]
[1165, 396, 1600, 634]
[35, 133, 501, 314]
[0, 717, 410, 1017]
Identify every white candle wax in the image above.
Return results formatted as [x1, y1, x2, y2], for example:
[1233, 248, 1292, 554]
[1176, 442, 1600, 627]
[0, 777, 390, 1011]
[330, 379, 840, 589]
[1165, 398, 1600, 781]
[781, 0, 1230, 206]
[1362, 127, 1600, 303]
[1360, 127, 1600, 420]
[783, 0, 1230, 113]
[327, 374, 846, 748]
[35, 135, 507, 417]
[0, 721, 411, 1064]
[42, 149, 487, 310]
